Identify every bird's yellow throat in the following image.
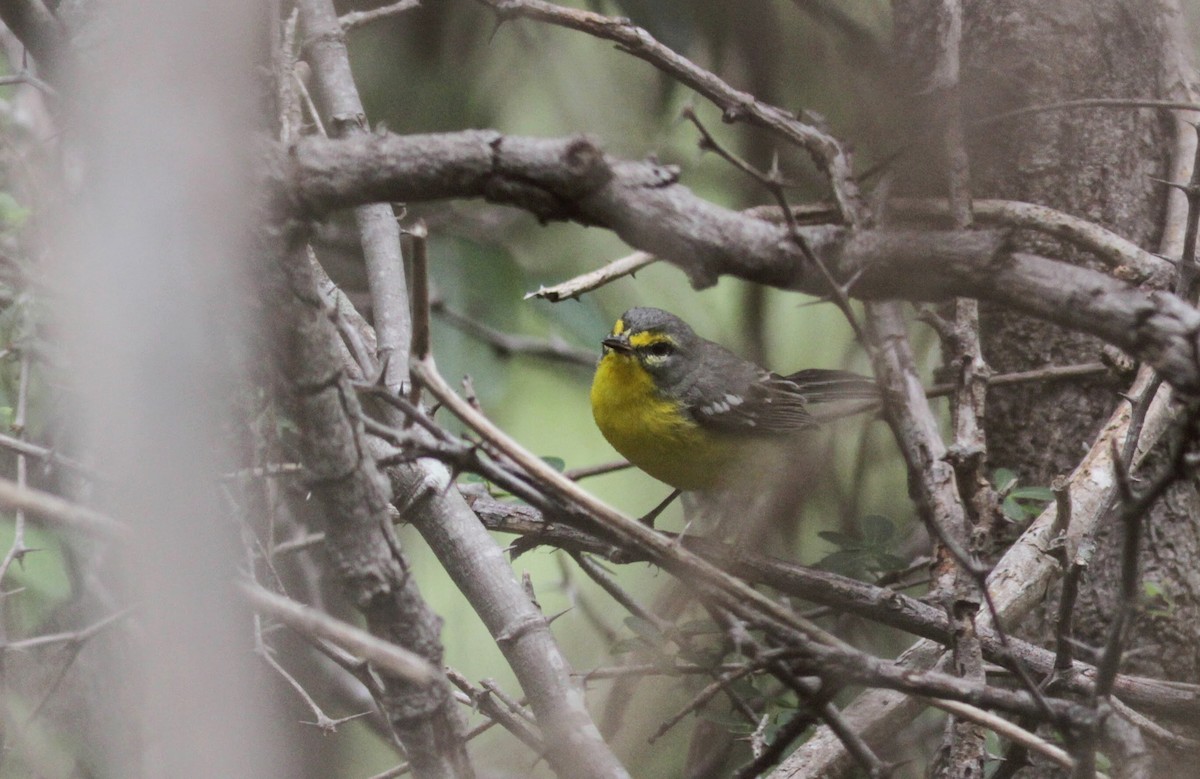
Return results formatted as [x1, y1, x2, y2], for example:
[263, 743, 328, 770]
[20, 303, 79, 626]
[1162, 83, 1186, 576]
[590, 348, 738, 491]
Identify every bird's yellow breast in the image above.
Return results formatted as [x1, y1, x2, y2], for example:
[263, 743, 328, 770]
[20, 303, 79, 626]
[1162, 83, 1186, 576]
[591, 351, 739, 491]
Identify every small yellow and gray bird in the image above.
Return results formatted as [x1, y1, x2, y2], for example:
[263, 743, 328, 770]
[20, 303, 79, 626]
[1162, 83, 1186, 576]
[590, 307, 878, 494]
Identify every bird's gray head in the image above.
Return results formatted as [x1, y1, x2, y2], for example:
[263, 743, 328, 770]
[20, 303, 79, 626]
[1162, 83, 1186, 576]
[600, 307, 702, 387]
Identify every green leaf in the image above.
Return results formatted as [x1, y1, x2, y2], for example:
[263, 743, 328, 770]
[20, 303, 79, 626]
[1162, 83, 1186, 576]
[873, 553, 909, 573]
[541, 456, 566, 472]
[818, 530, 858, 548]
[1141, 580, 1174, 617]
[1011, 486, 1054, 501]
[860, 515, 895, 545]
[992, 467, 1017, 489]
[816, 549, 869, 578]
[1001, 495, 1027, 521]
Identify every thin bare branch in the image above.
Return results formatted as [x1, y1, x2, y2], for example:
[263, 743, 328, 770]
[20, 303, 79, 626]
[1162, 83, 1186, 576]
[0, 352, 32, 585]
[446, 669, 545, 755]
[525, 251, 656, 302]
[562, 459, 631, 481]
[252, 611, 353, 735]
[432, 298, 594, 368]
[241, 582, 439, 685]
[924, 698, 1098, 777]
[0, 431, 97, 479]
[301, 0, 411, 392]
[0, 607, 132, 652]
[340, 0, 421, 31]
[0, 477, 129, 539]
[926, 362, 1112, 398]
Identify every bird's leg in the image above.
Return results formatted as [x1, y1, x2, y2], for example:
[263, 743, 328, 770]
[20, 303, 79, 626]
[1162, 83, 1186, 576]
[640, 488, 682, 528]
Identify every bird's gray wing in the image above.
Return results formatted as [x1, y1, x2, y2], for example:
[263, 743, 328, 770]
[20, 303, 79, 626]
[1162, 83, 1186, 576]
[689, 368, 877, 434]
[686, 366, 815, 434]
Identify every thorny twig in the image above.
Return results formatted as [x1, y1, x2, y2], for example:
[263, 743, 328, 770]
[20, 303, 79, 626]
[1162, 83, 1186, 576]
[682, 107, 867, 344]
[473, 0, 865, 222]
[918, 10, 994, 772]
[0, 352, 33, 586]
[446, 670, 545, 755]
[464, 491, 1200, 716]
[240, 582, 440, 685]
[253, 610, 366, 734]
[709, 610, 888, 779]
[431, 298, 595, 368]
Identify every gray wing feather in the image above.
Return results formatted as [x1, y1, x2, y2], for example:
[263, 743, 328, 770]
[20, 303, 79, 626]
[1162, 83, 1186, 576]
[688, 366, 875, 434]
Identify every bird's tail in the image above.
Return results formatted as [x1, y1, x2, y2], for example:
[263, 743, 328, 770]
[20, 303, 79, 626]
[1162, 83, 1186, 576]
[782, 368, 879, 402]
[777, 368, 880, 422]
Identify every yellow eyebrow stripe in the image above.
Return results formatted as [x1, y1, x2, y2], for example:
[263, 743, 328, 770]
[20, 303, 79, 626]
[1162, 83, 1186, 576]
[612, 319, 626, 336]
[629, 332, 673, 348]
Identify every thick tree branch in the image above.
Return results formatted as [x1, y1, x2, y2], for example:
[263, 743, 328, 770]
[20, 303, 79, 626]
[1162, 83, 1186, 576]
[895, 198, 1166, 280]
[275, 132, 1200, 394]
[262, 228, 471, 778]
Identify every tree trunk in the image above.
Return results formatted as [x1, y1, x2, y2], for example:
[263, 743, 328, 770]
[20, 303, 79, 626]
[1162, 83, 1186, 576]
[910, 0, 1199, 774]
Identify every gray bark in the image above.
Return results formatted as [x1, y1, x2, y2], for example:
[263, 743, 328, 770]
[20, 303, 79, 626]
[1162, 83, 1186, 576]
[953, 1, 1198, 775]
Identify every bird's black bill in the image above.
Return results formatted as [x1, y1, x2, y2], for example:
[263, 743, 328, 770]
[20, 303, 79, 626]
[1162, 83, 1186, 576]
[602, 337, 633, 354]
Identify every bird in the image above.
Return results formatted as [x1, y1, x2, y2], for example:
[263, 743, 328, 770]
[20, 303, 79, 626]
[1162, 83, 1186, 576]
[590, 307, 878, 498]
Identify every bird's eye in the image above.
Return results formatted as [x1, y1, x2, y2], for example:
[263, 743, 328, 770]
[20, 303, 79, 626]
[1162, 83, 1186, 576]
[645, 341, 674, 358]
